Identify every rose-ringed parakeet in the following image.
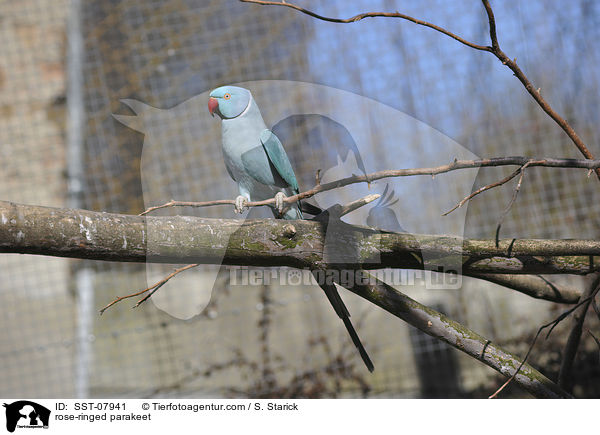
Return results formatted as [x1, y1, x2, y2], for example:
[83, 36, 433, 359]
[209, 85, 374, 372]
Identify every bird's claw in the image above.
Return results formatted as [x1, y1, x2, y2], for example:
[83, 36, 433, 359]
[274, 192, 286, 216]
[234, 195, 248, 214]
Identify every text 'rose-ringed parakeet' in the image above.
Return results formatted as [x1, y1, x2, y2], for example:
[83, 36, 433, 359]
[208, 85, 374, 372]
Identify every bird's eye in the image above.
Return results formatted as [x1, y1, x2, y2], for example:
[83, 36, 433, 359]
[224, 93, 231, 100]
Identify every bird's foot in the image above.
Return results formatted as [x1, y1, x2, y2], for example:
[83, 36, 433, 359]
[234, 195, 249, 214]
[274, 192, 286, 216]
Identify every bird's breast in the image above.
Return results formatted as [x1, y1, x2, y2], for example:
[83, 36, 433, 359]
[222, 115, 267, 172]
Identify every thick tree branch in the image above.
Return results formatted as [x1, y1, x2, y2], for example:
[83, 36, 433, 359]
[2, 201, 600, 274]
[467, 273, 581, 304]
[0, 200, 579, 397]
[349, 272, 571, 398]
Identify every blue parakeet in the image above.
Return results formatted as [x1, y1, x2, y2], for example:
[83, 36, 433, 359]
[209, 85, 374, 372]
[208, 85, 302, 219]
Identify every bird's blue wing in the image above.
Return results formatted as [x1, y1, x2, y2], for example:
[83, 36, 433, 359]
[259, 129, 299, 192]
[240, 145, 287, 188]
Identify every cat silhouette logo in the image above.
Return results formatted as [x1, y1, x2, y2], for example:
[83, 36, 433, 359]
[3, 401, 50, 432]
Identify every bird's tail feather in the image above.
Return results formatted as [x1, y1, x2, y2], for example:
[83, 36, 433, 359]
[296, 202, 303, 219]
[284, 208, 373, 371]
[300, 201, 322, 216]
[340, 311, 375, 373]
[317, 278, 374, 372]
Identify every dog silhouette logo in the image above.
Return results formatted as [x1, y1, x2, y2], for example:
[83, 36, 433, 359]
[3, 401, 50, 432]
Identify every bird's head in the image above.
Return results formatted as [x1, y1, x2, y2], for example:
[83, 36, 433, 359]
[208, 86, 251, 119]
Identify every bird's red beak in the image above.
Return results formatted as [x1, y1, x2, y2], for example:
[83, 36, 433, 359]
[208, 97, 219, 117]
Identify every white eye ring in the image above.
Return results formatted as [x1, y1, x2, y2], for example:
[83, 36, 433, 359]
[224, 93, 231, 100]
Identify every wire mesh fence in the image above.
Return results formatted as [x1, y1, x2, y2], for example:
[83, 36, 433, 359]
[1, 0, 599, 398]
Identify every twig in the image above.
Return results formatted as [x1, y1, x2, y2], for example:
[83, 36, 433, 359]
[140, 200, 235, 216]
[339, 194, 380, 216]
[488, 291, 597, 398]
[140, 157, 600, 216]
[99, 263, 199, 314]
[442, 166, 523, 216]
[240, 0, 490, 51]
[495, 162, 530, 246]
[557, 274, 600, 390]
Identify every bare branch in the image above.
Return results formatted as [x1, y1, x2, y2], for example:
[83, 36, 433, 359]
[468, 273, 581, 304]
[99, 263, 199, 315]
[557, 274, 600, 390]
[443, 165, 523, 216]
[481, 0, 600, 180]
[489, 290, 598, 398]
[481, 0, 499, 50]
[338, 193, 380, 216]
[495, 162, 530, 246]
[115, 259, 577, 397]
[140, 199, 234, 216]
[105, 265, 584, 315]
[140, 157, 600, 216]
[239, 0, 490, 51]
[350, 271, 571, 398]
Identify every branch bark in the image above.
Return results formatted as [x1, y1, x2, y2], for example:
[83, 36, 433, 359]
[349, 272, 572, 398]
[2, 201, 600, 275]
[467, 273, 581, 304]
[0, 199, 578, 397]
